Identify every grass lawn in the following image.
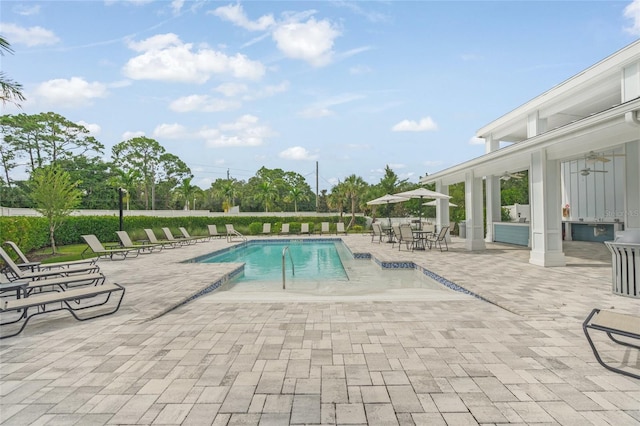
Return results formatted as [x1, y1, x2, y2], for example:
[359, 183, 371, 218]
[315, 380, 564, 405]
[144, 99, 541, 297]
[31, 244, 99, 263]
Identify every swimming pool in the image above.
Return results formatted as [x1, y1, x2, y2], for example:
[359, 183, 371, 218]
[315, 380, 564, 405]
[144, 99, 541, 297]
[192, 239, 452, 296]
[196, 240, 349, 282]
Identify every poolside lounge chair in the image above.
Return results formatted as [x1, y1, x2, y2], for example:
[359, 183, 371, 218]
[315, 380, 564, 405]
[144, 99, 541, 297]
[300, 223, 311, 236]
[262, 223, 272, 236]
[3, 240, 97, 271]
[116, 231, 163, 254]
[0, 281, 125, 339]
[320, 222, 330, 235]
[0, 246, 101, 282]
[280, 223, 290, 235]
[143, 229, 181, 248]
[1, 271, 106, 297]
[178, 227, 209, 243]
[583, 309, 640, 379]
[162, 227, 197, 245]
[426, 226, 449, 251]
[390, 225, 402, 248]
[225, 224, 246, 242]
[208, 224, 223, 239]
[81, 235, 140, 260]
[336, 222, 347, 235]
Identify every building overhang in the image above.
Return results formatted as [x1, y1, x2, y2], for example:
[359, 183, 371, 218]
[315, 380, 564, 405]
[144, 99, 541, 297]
[421, 99, 640, 186]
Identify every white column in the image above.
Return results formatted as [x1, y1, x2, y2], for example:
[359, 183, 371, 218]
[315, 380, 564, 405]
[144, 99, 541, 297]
[485, 175, 501, 243]
[485, 134, 499, 154]
[624, 140, 640, 230]
[435, 181, 451, 242]
[529, 149, 566, 266]
[465, 170, 486, 251]
[527, 111, 547, 137]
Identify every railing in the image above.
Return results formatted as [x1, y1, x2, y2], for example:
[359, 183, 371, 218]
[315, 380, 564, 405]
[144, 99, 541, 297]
[282, 246, 295, 289]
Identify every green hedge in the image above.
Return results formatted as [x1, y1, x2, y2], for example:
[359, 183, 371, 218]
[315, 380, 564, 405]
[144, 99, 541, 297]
[0, 215, 366, 253]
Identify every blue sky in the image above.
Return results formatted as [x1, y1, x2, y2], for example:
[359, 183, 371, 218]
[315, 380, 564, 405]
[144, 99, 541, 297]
[2, 0, 639, 191]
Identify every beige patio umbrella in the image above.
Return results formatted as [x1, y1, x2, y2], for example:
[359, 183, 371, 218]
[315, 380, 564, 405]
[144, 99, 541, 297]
[366, 194, 409, 227]
[423, 200, 458, 207]
[394, 187, 451, 229]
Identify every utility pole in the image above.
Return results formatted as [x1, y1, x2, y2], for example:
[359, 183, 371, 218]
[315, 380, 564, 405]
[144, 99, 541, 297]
[227, 168, 230, 179]
[316, 161, 319, 212]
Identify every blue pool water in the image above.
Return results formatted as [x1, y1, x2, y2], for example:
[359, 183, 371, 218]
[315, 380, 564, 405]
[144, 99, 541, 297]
[198, 240, 349, 282]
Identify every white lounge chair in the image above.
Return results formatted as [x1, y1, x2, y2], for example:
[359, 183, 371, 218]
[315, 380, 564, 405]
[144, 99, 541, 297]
[320, 222, 330, 235]
[0, 246, 100, 281]
[116, 231, 163, 253]
[262, 223, 272, 236]
[208, 224, 223, 239]
[3, 240, 97, 271]
[162, 227, 197, 245]
[336, 222, 347, 235]
[178, 227, 209, 243]
[300, 223, 311, 236]
[143, 229, 181, 248]
[280, 223, 290, 235]
[81, 235, 140, 260]
[0, 281, 125, 339]
[225, 224, 246, 242]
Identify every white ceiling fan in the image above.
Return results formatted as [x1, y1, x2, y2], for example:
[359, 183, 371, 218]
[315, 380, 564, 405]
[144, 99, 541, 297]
[500, 171, 524, 181]
[573, 167, 607, 176]
[585, 151, 625, 164]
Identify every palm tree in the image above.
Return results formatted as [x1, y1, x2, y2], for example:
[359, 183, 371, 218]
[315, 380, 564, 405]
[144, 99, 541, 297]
[285, 185, 310, 213]
[0, 37, 25, 107]
[342, 174, 367, 228]
[176, 176, 198, 210]
[109, 168, 141, 210]
[327, 181, 347, 220]
[255, 180, 278, 212]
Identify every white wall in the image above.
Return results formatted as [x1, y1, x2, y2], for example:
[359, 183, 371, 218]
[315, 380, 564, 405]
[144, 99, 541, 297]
[560, 147, 626, 221]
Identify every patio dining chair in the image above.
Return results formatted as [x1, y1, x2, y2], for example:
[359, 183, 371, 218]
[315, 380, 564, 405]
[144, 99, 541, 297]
[397, 224, 417, 251]
[426, 226, 449, 251]
[371, 223, 384, 243]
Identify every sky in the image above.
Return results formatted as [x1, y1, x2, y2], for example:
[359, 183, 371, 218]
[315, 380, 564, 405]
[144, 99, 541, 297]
[1, 0, 640, 192]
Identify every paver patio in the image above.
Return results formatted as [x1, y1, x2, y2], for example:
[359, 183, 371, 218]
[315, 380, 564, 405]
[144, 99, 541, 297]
[1, 234, 638, 425]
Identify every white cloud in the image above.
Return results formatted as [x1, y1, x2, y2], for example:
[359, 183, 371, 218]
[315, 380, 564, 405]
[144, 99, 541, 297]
[211, 3, 275, 31]
[0, 23, 59, 46]
[205, 115, 275, 147]
[13, 4, 40, 15]
[215, 82, 248, 97]
[299, 107, 334, 118]
[35, 77, 108, 107]
[469, 136, 484, 145]
[391, 116, 438, 132]
[77, 121, 101, 136]
[272, 17, 340, 67]
[243, 81, 290, 100]
[624, 0, 640, 35]
[122, 130, 145, 140]
[171, 0, 185, 14]
[123, 33, 265, 83]
[279, 146, 318, 161]
[153, 123, 188, 139]
[169, 94, 241, 112]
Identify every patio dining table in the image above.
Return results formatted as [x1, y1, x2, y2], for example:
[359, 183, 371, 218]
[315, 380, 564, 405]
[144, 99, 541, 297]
[412, 230, 433, 250]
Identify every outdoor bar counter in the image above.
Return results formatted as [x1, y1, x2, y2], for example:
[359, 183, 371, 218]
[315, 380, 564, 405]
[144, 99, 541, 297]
[493, 222, 530, 246]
